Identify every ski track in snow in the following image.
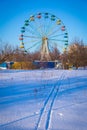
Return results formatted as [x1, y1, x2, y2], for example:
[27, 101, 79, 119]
[0, 70, 87, 130]
[35, 71, 66, 130]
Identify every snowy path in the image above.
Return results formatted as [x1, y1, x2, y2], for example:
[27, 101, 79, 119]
[0, 70, 87, 130]
[35, 72, 65, 130]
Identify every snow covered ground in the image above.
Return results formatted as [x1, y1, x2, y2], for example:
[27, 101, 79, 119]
[0, 69, 87, 130]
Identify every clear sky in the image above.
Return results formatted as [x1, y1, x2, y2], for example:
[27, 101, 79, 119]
[0, 0, 87, 47]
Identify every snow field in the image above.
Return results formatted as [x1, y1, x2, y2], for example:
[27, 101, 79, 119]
[0, 69, 87, 130]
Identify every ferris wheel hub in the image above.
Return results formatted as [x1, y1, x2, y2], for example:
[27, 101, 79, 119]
[42, 37, 48, 41]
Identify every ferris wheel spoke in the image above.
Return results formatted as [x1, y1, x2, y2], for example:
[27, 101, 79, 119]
[23, 35, 41, 39]
[29, 44, 41, 52]
[24, 38, 41, 44]
[45, 22, 53, 36]
[27, 22, 43, 37]
[49, 33, 65, 38]
[47, 27, 61, 37]
[48, 41, 64, 52]
[49, 45, 59, 53]
[43, 17, 46, 35]
[34, 44, 41, 51]
[46, 23, 57, 36]
[44, 13, 51, 33]
[32, 20, 45, 37]
[46, 14, 59, 36]
[49, 41, 65, 50]
[25, 25, 42, 37]
[43, 15, 51, 36]
[37, 22, 46, 36]
[38, 24, 45, 36]
[25, 28, 41, 38]
[44, 19, 54, 36]
[49, 38, 66, 42]
[37, 18, 46, 36]
[26, 40, 41, 51]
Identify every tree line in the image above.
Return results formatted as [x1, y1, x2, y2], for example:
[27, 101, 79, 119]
[0, 39, 87, 69]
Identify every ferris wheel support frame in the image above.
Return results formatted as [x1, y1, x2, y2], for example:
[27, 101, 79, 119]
[41, 37, 51, 61]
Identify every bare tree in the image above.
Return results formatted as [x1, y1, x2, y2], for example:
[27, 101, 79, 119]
[67, 39, 87, 68]
[0, 40, 14, 64]
[50, 46, 60, 61]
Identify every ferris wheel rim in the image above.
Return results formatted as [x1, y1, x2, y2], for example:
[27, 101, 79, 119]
[19, 12, 68, 54]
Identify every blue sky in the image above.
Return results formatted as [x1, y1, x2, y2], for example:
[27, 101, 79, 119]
[0, 0, 87, 47]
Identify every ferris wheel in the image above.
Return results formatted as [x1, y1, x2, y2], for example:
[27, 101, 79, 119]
[19, 12, 68, 61]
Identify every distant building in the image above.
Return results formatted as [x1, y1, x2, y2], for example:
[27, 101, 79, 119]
[33, 60, 63, 69]
[0, 62, 14, 69]
[0, 62, 7, 69]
